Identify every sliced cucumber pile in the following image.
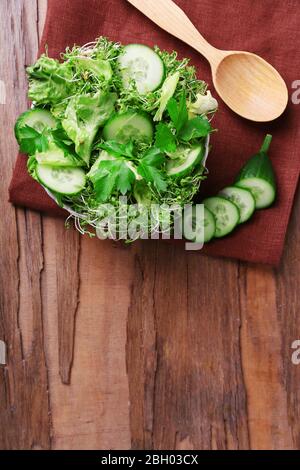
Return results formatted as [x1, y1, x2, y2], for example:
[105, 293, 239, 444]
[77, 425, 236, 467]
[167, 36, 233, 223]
[218, 186, 255, 224]
[36, 165, 86, 195]
[204, 197, 240, 238]
[166, 144, 204, 178]
[15, 109, 57, 143]
[118, 44, 165, 95]
[103, 111, 153, 144]
[183, 134, 277, 245]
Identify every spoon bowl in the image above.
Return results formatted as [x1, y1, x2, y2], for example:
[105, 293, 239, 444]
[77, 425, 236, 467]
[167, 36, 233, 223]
[127, 0, 289, 122]
[213, 52, 289, 122]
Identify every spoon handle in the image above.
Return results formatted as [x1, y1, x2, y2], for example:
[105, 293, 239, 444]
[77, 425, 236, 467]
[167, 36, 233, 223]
[127, 0, 223, 66]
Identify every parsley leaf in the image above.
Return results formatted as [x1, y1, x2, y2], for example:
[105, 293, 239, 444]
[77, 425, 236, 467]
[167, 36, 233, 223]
[18, 125, 48, 155]
[98, 140, 134, 159]
[179, 116, 212, 141]
[137, 148, 167, 192]
[117, 163, 136, 194]
[155, 122, 176, 153]
[167, 91, 188, 133]
[89, 159, 136, 201]
[166, 91, 213, 142]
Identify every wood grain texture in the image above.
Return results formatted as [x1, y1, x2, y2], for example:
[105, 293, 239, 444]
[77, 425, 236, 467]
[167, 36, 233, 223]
[276, 184, 300, 449]
[0, 0, 51, 449]
[127, 243, 249, 450]
[1, 0, 300, 451]
[239, 265, 293, 449]
[42, 227, 132, 449]
[55, 223, 80, 385]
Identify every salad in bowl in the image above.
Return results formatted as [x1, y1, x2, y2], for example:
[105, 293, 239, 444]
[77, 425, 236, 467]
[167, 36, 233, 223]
[14, 37, 218, 240]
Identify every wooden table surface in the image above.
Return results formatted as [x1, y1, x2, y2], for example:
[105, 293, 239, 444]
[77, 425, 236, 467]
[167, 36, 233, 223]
[1, 0, 300, 450]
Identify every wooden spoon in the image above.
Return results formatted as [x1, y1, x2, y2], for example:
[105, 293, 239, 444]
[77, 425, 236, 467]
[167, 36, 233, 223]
[127, 0, 288, 122]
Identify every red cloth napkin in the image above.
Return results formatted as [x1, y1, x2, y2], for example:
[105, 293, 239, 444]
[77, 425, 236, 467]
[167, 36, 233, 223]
[9, 0, 300, 265]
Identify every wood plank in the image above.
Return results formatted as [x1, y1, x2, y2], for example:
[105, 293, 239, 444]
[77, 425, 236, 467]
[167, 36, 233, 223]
[276, 184, 300, 449]
[55, 223, 80, 384]
[42, 232, 133, 449]
[126, 241, 158, 450]
[0, 0, 51, 450]
[239, 264, 293, 449]
[127, 243, 249, 449]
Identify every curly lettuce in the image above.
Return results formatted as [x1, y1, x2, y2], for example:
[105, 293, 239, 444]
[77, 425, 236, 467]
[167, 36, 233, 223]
[27, 55, 74, 105]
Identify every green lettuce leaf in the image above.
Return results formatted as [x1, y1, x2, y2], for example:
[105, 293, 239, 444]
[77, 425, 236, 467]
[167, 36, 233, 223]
[75, 57, 112, 81]
[62, 91, 116, 165]
[27, 55, 74, 105]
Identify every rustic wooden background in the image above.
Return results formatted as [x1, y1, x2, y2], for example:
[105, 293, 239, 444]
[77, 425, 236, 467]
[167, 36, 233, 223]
[1, 0, 300, 450]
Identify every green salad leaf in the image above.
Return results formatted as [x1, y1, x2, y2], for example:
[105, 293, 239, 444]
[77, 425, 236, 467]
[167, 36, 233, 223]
[167, 91, 188, 133]
[27, 55, 74, 105]
[166, 91, 212, 142]
[155, 122, 176, 153]
[62, 91, 116, 164]
[179, 116, 212, 141]
[18, 125, 48, 155]
[75, 57, 112, 81]
[51, 125, 78, 156]
[89, 159, 136, 201]
[137, 148, 167, 192]
[99, 140, 134, 159]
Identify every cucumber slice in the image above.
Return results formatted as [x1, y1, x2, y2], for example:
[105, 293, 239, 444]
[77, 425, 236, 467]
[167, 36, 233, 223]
[235, 178, 276, 209]
[235, 134, 276, 209]
[184, 206, 216, 243]
[203, 207, 216, 242]
[36, 165, 86, 195]
[15, 109, 56, 143]
[166, 144, 204, 178]
[219, 186, 255, 223]
[103, 111, 153, 144]
[203, 196, 240, 238]
[118, 44, 165, 95]
[35, 143, 84, 167]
